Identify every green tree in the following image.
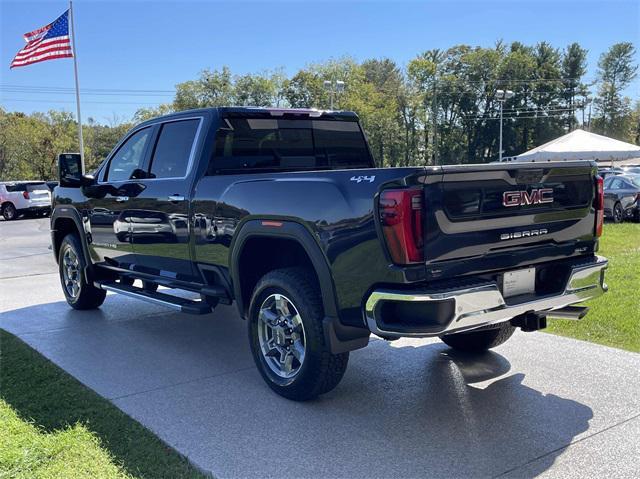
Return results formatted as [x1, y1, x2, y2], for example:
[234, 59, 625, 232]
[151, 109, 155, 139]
[561, 43, 588, 130]
[174, 66, 234, 110]
[593, 42, 638, 138]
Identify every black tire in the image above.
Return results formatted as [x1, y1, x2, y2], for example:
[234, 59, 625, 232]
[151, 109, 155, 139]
[119, 277, 135, 286]
[248, 267, 349, 401]
[143, 281, 158, 292]
[2, 203, 17, 221]
[440, 322, 515, 353]
[58, 234, 106, 310]
[613, 202, 624, 223]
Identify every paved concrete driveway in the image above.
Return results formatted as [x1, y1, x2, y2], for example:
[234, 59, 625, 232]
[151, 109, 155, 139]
[1, 217, 639, 478]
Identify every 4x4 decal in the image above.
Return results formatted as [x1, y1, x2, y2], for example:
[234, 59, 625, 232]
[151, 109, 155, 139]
[350, 175, 375, 183]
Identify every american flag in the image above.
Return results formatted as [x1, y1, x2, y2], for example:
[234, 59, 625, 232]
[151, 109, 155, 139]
[10, 10, 73, 69]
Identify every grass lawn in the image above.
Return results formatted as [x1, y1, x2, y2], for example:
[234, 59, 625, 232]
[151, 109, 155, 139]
[0, 330, 206, 479]
[545, 222, 640, 353]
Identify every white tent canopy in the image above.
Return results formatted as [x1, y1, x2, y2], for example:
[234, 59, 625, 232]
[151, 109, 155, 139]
[514, 129, 640, 163]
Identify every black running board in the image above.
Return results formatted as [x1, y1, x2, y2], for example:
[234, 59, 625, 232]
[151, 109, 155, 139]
[95, 281, 212, 315]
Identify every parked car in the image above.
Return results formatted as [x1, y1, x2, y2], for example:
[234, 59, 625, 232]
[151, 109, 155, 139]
[0, 181, 52, 220]
[619, 166, 640, 175]
[603, 174, 640, 223]
[51, 107, 608, 401]
[597, 168, 623, 180]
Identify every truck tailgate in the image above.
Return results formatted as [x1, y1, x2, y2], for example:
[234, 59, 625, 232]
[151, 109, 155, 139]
[422, 162, 597, 280]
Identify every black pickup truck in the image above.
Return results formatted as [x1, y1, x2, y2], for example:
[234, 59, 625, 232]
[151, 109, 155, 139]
[52, 107, 608, 400]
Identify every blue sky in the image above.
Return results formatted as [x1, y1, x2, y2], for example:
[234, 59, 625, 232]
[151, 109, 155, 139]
[1, 0, 638, 123]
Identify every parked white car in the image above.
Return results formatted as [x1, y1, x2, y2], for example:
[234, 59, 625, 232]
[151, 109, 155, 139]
[0, 181, 52, 221]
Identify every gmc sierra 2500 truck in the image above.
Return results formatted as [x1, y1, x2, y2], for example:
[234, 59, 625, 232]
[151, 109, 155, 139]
[52, 107, 608, 400]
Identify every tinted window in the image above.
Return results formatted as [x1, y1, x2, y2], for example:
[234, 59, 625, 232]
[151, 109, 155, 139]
[26, 183, 48, 192]
[209, 118, 373, 174]
[106, 127, 151, 181]
[5, 184, 27, 192]
[149, 119, 199, 179]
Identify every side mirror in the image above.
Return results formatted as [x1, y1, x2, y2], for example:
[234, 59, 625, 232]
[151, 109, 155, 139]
[58, 153, 85, 187]
[130, 168, 154, 180]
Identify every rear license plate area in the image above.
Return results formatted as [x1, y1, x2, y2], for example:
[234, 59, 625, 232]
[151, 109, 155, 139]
[501, 267, 536, 298]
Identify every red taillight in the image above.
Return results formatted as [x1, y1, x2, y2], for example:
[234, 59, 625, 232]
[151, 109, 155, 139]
[379, 188, 424, 264]
[594, 176, 604, 237]
[22, 191, 30, 199]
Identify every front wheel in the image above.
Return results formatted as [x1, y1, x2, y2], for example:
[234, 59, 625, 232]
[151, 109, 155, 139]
[58, 234, 106, 310]
[248, 268, 349, 401]
[440, 322, 515, 353]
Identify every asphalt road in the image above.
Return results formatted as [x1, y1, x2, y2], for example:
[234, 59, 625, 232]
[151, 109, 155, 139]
[1, 217, 639, 478]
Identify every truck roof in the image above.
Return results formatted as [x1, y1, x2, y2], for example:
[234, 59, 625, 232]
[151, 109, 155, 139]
[139, 107, 359, 125]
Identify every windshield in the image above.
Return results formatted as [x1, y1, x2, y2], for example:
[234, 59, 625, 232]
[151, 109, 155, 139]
[210, 117, 374, 174]
[627, 175, 640, 188]
[26, 183, 48, 192]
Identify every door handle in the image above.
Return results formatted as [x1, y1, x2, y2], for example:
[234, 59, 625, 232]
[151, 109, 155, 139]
[168, 194, 185, 203]
[114, 196, 129, 203]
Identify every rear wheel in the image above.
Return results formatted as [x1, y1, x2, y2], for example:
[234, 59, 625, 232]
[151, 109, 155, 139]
[613, 202, 624, 223]
[58, 234, 106, 310]
[2, 203, 17, 221]
[248, 268, 349, 401]
[440, 323, 515, 353]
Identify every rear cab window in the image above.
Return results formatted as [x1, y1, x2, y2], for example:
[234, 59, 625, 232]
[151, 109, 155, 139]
[209, 116, 374, 175]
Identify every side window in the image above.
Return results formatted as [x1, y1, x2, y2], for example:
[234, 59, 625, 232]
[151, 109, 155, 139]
[149, 119, 199, 179]
[5, 184, 26, 192]
[609, 178, 623, 189]
[105, 127, 151, 182]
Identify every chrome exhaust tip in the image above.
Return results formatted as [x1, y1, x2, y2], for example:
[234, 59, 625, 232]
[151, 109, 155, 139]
[546, 306, 589, 321]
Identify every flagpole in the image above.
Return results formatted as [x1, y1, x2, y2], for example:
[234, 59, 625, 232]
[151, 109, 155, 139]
[68, 0, 85, 172]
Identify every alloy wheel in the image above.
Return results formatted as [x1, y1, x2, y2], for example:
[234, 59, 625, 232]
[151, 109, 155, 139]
[62, 245, 81, 299]
[614, 203, 623, 223]
[257, 293, 306, 379]
[4, 204, 16, 220]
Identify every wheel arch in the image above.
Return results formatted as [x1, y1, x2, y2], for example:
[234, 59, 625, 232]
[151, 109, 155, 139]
[229, 219, 338, 321]
[51, 208, 93, 273]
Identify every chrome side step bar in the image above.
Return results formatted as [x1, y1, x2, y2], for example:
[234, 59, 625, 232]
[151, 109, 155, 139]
[95, 281, 212, 315]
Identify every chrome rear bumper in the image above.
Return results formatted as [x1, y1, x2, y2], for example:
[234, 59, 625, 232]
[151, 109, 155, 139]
[364, 256, 608, 338]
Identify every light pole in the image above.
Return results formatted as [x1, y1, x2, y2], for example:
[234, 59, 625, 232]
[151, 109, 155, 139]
[496, 89, 514, 162]
[323, 79, 345, 109]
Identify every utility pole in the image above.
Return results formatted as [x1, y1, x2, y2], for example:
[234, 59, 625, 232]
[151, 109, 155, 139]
[69, 0, 85, 171]
[431, 75, 438, 165]
[496, 89, 514, 162]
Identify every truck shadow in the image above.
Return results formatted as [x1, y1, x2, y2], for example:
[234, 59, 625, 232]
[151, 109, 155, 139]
[0, 299, 594, 478]
[340, 340, 594, 477]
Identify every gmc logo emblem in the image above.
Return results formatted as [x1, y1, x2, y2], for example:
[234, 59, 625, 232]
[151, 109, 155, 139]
[503, 188, 554, 207]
